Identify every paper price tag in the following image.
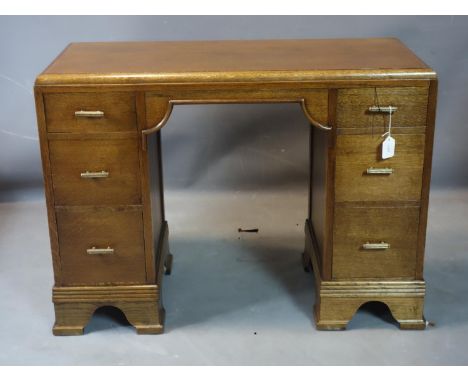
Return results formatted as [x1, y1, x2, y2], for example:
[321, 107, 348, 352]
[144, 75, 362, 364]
[382, 136, 396, 159]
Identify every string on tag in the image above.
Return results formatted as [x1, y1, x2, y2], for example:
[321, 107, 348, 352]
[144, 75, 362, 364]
[381, 106, 393, 138]
[380, 105, 396, 160]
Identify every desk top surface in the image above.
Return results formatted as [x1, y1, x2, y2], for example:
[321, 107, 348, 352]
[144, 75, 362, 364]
[36, 38, 435, 85]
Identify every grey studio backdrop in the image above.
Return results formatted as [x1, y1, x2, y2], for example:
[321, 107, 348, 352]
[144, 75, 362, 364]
[1, 16, 468, 366]
[0, 16, 468, 196]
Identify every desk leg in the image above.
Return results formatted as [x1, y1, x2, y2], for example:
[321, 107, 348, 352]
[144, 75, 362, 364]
[52, 285, 165, 335]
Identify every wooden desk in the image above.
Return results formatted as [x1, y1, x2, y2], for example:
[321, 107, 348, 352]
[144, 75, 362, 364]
[34, 39, 437, 335]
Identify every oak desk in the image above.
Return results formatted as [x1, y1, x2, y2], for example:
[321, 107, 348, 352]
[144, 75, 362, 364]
[34, 38, 437, 335]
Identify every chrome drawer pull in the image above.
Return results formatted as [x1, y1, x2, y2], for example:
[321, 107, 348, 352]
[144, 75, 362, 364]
[86, 246, 114, 255]
[80, 170, 109, 179]
[75, 110, 105, 118]
[362, 242, 390, 250]
[366, 167, 393, 175]
[368, 106, 397, 114]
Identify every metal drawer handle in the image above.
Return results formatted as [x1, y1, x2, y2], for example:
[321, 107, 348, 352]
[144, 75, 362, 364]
[366, 167, 393, 175]
[80, 170, 109, 179]
[362, 242, 390, 250]
[86, 246, 114, 255]
[368, 106, 398, 114]
[75, 110, 105, 118]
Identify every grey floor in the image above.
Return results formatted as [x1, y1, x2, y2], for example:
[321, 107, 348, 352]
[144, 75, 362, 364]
[0, 188, 467, 365]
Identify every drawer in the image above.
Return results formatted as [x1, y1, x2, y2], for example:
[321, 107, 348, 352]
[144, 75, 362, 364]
[335, 134, 425, 202]
[332, 206, 420, 279]
[56, 208, 146, 285]
[336, 87, 429, 130]
[49, 138, 141, 205]
[44, 92, 137, 133]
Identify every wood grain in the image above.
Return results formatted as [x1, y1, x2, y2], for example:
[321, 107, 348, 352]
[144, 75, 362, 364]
[49, 138, 141, 205]
[332, 206, 420, 279]
[145, 88, 329, 129]
[416, 79, 438, 279]
[335, 134, 425, 202]
[55, 207, 146, 286]
[136, 92, 156, 282]
[336, 86, 429, 130]
[310, 127, 328, 271]
[44, 92, 137, 133]
[52, 285, 164, 335]
[136, 91, 170, 284]
[36, 39, 434, 86]
[34, 89, 62, 284]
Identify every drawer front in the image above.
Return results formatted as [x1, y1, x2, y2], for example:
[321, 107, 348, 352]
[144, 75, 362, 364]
[333, 206, 420, 279]
[49, 139, 141, 205]
[336, 87, 429, 130]
[56, 208, 146, 285]
[335, 134, 425, 202]
[44, 92, 137, 133]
